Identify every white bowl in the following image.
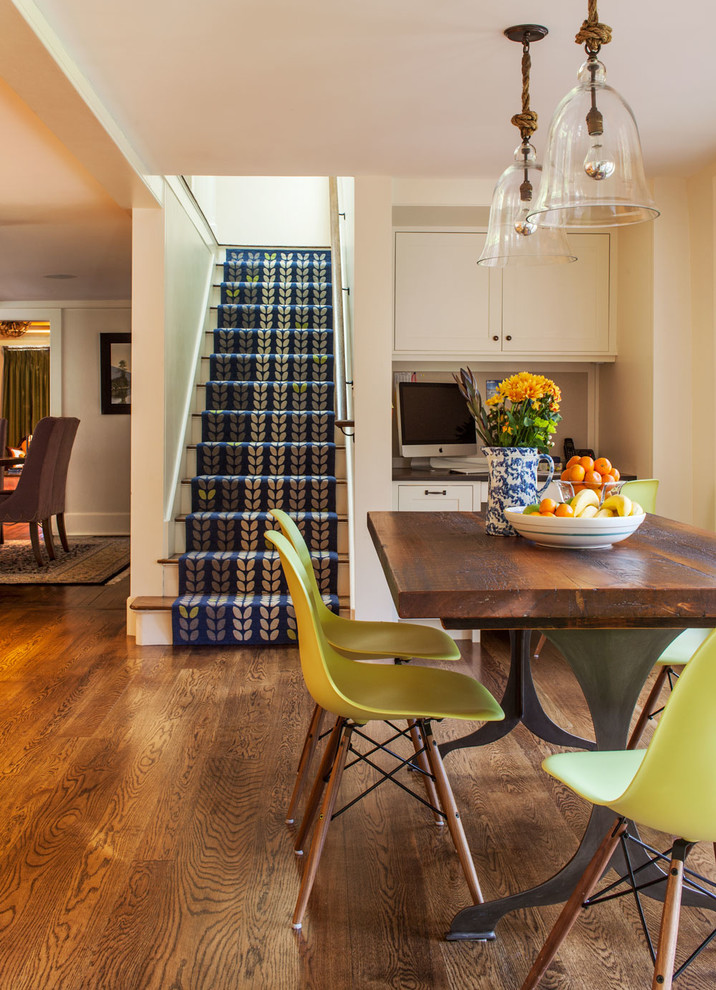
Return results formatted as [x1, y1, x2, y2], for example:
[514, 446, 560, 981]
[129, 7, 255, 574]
[504, 505, 646, 549]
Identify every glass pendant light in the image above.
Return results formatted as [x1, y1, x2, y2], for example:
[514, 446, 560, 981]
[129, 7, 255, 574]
[478, 26, 576, 267]
[528, 0, 659, 228]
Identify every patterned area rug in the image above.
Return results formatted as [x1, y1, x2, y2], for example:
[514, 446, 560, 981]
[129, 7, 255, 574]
[0, 537, 130, 584]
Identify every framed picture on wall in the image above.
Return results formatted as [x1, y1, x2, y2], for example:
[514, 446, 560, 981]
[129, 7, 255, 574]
[100, 333, 131, 415]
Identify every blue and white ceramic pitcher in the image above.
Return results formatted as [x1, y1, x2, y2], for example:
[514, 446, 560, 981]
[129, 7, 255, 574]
[483, 446, 554, 536]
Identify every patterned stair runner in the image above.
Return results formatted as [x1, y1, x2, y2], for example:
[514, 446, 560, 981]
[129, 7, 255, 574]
[172, 247, 337, 644]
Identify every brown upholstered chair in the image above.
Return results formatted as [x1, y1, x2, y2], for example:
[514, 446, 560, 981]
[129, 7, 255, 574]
[47, 417, 79, 555]
[0, 417, 61, 566]
[0, 417, 7, 544]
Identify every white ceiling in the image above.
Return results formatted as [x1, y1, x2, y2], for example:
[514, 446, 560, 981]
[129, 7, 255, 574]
[29, 0, 716, 178]
[0, 0, 714, 300]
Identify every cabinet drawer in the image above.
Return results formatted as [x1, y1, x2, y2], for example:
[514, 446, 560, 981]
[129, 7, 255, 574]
[397, 484, 473, 512]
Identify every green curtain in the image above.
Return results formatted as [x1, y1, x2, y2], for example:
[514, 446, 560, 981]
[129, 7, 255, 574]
[1, 347, 50, 449]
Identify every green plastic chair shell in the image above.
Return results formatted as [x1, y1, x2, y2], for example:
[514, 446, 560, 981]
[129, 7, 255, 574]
[544, 628, 716, 842]
[268, 507, 460, 662]
[265, 529, 503, 726]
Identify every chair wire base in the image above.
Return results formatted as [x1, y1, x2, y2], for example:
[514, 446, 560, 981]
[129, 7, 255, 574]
[585, 829, 716, 980]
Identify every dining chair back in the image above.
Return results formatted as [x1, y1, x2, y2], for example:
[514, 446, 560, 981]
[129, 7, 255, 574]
[522, 628, 716, 990]
[265, 527, 504, 929]
[49, 417, 79, 552]
[0, 417, 61, 565]
[0, 416, 7, 540]
[619, 478, 659, 513]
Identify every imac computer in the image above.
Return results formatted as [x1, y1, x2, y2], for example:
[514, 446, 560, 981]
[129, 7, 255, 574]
[396, 381, 484, 472]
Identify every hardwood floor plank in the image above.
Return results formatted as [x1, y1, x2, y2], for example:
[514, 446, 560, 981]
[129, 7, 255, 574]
[0, 584, 715, 987]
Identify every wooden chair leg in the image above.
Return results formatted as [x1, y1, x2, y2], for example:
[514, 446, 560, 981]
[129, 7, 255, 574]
[521, 819, 627, 990]
[42, 518, 56, 560]
[420, 719, 483, 904]
[651, 840, 689, 990]
[628, 665, 671, 749]
[407, 718, 444, 826]
[287, 703, 326, 825]
[29, 522, 45, 567]
[292, 722, 353, 929]
[533, 633, 547, 659]
[294, 717, 344, 855]
[56, 513, 70, 552]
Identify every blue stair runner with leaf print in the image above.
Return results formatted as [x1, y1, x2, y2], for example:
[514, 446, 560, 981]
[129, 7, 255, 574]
[172, 248, 338, 644]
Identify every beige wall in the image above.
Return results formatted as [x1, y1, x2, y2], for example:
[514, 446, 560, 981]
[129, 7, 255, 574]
[130, 181, 215, 607]
[352, 177, 396, 621]
[687, 167, 716, 530]
[598, 165, 716, 529]
[598, 222, 655, 495]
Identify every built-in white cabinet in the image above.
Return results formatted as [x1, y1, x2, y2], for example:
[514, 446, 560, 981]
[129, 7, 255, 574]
[393, 231, 495, 354]
[393, 229, 613, 359]
[393, 480, 487, 512]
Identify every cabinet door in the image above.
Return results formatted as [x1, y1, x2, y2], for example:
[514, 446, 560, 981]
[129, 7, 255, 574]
[501, 233, 610, 354]
[394, 231, 499, 353]
[397, 484, 473, 511]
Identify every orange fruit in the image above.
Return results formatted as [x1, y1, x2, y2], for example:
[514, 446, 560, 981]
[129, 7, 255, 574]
[572, 483, 586, 493]
[566, 455, 582, 469]
[601, 472, 617, 485]
[565, 464, 585, 483]
[594, 456, 612, 476]
[584, 469, 602, 485]
[611, 467, 621, 481]
[555, 503, 575, 517]
[539, 498, 558, 515]
[578, 455, 595, 471]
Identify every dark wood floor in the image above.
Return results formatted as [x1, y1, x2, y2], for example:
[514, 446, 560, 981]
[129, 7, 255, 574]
[0, 579, 714, 989]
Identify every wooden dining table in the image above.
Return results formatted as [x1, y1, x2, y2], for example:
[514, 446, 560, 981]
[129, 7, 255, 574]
[368, 509, 716, 941]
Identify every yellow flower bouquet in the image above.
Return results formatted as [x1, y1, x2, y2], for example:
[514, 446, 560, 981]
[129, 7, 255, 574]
[455, 367, 562, 453]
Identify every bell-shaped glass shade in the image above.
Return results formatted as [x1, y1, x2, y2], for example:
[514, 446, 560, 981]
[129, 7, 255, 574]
[528, 59, 659, 228]
[478, 144, 577, 267]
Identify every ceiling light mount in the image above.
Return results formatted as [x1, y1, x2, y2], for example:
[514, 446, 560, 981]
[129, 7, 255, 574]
[503, 25, 548, 46]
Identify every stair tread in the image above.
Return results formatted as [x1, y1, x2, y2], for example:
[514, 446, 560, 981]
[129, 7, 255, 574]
[161, 551, 349, 564]
[181, 476, 345, 484]
[132, 594, 349, 612]
[175, 511, 348, 522]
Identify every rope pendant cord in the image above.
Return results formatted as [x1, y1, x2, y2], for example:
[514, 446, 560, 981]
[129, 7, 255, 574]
[511, 41, 538, 140]
[575, 0, 612, 53]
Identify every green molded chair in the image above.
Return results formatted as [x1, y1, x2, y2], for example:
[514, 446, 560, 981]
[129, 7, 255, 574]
[619, 477, 660, 514]
[265, 529, 504, 930]
[618, 480, 715, 747]
[268, 508, 462, 823]
[521, 629, 716, 990]
[268, 508, 460, 662]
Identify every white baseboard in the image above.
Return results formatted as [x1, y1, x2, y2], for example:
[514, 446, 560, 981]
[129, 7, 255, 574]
[65, 512, 130, 536]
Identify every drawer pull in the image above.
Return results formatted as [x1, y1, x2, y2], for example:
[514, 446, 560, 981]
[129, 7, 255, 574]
[425, 489, 447, 496]
[492, 335, 499, 342]
[505, 334, 512, 341]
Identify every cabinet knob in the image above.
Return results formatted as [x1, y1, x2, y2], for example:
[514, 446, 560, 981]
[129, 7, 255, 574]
[505, 335, 512, 341]
[492, 335, 499, 342]
[425, 489, 447, 496]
